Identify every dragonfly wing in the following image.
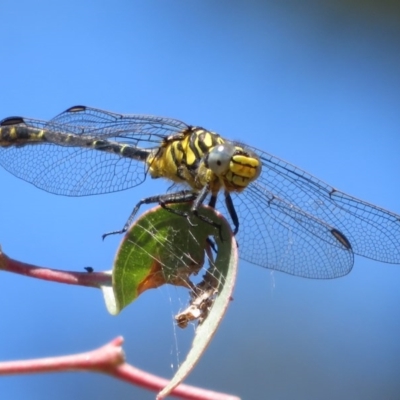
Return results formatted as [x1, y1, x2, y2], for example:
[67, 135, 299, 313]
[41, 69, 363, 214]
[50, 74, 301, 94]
[223, 185, 354, 279]
[47, 105, 189, 144]
[250, 146, 400, 264]
[0, 144, 148, 196]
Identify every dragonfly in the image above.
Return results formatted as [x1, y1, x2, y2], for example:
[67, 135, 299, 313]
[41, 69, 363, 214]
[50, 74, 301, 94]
[0, 105, 399, 279]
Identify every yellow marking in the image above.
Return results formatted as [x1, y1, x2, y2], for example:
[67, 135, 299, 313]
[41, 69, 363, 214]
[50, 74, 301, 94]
[233, 154, 259, 168]
[181, 134, 197, 166]
[26, 129, 45, 142]
[177, 134, 189, 158]
[119, 144, 128, 154]
[37, 130, 45, 141]
[224, 171, 248, 188]
[9, 127, 16, 140]
[202, 132, 213, 148]
[24, 129, 44, 142]
[230, 161, 258, 179]
[185, 146, 197, 167]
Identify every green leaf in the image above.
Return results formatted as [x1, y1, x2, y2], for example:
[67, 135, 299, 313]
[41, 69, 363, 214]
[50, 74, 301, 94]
[111, 204, 225, 313]
[105, 203, 238, 395]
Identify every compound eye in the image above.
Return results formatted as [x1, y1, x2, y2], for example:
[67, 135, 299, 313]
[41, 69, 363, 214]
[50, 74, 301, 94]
[207, 143, 235, 175]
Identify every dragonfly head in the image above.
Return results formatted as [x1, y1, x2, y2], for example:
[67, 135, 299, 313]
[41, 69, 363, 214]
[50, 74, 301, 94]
[205, 142, 262, 192]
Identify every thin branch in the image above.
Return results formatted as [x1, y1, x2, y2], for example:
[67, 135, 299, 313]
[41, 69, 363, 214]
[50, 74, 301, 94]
[0, 246, 111, 288]
[0, 337, 239, 400]
[0, 337, 124, 375]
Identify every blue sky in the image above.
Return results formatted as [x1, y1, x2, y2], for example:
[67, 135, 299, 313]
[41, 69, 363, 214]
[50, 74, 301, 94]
[0, 1, 400, 399]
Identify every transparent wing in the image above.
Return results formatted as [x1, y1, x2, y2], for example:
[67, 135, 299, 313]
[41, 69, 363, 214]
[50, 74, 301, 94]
[217, 187, 353, 279]
[0, 106, 189, 196]
[47, 105, 189, 142]
[227, 145, 400, 275]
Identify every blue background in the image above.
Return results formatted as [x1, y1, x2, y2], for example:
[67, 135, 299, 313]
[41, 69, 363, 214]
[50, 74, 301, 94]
[1, 1, 399, 399]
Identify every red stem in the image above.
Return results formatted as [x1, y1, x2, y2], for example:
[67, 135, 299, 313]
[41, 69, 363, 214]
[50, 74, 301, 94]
[0, 337, 239, 400]
[0, 249, 111, 288]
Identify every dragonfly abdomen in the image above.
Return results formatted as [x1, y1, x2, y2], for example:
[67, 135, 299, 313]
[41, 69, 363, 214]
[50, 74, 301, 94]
[0, 119, 46, 147]
[0, 117, 150, 163]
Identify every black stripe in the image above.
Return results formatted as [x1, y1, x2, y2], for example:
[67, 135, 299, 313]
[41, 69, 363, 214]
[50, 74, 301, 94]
[188, 130, 203, 162]
[170, 144, 180, 169]
[197, 131, 210, 154]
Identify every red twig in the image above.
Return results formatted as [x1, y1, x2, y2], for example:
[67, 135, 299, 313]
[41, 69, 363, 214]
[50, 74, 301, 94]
[0, 337, 124, 375]
[0, 337, 239, 400]
[0, 247, 111, 288]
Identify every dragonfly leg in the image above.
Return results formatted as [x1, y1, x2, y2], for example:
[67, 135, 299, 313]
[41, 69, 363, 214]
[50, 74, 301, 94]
[159, 187, 221, 233]
[224, 192, 239, 235]
[102, 187, 226, 240]
[102, 190, 198, 239]
[189, 186, 224, 236]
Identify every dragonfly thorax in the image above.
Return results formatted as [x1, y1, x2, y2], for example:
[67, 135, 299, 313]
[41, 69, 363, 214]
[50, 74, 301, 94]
[146, 127, 224, 189]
